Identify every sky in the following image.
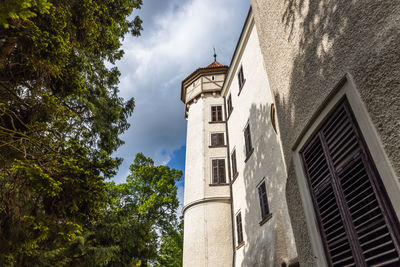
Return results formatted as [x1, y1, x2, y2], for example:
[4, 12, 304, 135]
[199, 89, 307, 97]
[112, 0, 250, 209]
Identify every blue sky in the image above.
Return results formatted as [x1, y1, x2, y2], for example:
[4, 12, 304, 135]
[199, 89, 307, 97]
[112, 0, 250, 209]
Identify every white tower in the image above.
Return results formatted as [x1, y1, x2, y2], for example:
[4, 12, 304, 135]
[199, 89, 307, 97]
[181, 60, 233, 267]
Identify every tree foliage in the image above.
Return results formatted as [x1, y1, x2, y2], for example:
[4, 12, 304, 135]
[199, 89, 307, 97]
[156, 220, 183, 267]
[63, 153, 183, 266]
[0, 0, 143, 265]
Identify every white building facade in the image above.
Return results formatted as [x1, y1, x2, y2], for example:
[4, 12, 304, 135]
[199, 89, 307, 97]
[181, 4, 400, 267]
[181, 10, 297, 267]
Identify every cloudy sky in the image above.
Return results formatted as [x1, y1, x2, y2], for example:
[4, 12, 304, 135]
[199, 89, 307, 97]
[112, 0, 250, 207]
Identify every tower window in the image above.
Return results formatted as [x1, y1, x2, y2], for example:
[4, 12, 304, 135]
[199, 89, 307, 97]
[236, 212, 244, 246]
[211, 133, 224, 146]
[212, 75, 215, 81]
[231, 149, 238, 179]
[227, 94, 233, 116]
[211, 159, 226, 184]
[257, 180, 270, 221]
[244, 123, 253, 160]
[237, 65, 245, 93]
[211, 106, 223, 122]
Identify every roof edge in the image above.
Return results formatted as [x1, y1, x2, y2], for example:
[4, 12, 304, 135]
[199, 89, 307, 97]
[221, 6, 253, 96]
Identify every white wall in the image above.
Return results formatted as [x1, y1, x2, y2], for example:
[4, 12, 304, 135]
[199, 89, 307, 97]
[182, 73, 232, 267]
[225, 20, 298, 266]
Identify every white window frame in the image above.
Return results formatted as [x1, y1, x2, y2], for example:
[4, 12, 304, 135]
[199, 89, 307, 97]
[292, 73, 400, 267]
[209, 104, 224, 122]
[210, 157, 227, 184]
[209, 132, 225, 146]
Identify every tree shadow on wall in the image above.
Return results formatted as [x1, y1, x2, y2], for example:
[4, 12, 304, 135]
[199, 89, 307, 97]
[272, 0, 400, 265]
[240, 103, 294, 267]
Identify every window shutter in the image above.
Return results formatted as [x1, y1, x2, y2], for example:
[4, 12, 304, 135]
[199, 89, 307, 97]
[212, 160, 218, 184]
[211, 134, 217, 146]
[227, 95, 233, 115]
[217, 133, 224, 145]
[218, 159, 225, 183]
[258, 181, 270, 219]
[231, 150, 237, 176]
[217, 106, 222, 121]
[244, 124, 252, 156]
[238, 66, 245, 91]
[211, 106, 217, 122]
[236, 212, 243, 245]
[301, 98, 400, 266]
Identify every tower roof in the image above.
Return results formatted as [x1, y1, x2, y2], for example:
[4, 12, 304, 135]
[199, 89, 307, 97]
[180, 60, 228, 103]
[206, 61, 224, 68]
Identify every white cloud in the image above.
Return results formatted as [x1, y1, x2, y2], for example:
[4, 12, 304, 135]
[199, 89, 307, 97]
[112, 0, 250, 184]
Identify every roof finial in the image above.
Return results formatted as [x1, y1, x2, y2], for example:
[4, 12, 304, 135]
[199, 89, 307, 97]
[213, 47, 217, 62]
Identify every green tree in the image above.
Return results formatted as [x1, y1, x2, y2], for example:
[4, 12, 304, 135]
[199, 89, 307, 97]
[63, 153, 183, 266]
[0, 0, 143, 265]
[157, 219, 183, 267]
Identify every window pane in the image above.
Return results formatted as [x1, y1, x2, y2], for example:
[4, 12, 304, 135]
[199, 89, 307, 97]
[236, 212, 243, 244]
[218, 159, 225, 183]
[231, 150, 237, 176]
[211, 106, 222, 122]
[244, 124, 252, 156]
[258, 181, 269, 219]
[211, 133, 224, 146]
[228, 95, 233, 115]
[217, 106, 222, 121]
[212, 160, 218, 183]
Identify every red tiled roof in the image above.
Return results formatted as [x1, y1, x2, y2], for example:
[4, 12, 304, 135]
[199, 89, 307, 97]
[206, 61, 224, 68]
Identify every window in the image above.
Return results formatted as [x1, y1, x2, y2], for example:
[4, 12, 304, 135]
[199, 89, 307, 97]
[236, 212, 244, 246]
[237, 65, 245, 92]
[257, 180, 270, 220]
[212, 75, 215, 81]
[300, 98, 400, 266]
[211, 133, 224, 146]
[227, 94, 233, 116]
[231, 149, 238, 178]
[212, 159, 226, 184]
[211, 106, 223, 122]
[244, 123, 253, 159]
[270, 103, 277, 133]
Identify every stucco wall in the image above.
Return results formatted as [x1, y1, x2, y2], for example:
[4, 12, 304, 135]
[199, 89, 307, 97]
[251, 0, 400, 265]
[183, 73, 232, 266]
[226, 22, 297, 266]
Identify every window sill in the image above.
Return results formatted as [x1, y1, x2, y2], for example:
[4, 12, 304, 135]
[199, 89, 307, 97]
[236, 242, 245, 250]
[244, 147, 254, 163]
[208, 145, 227, 148]
[209, 120, 225, 124]
[209, 183, 229, 187]
[232, 172, 239, 183]
[237, 79, 246, 96]
[259, 213, 273, 226]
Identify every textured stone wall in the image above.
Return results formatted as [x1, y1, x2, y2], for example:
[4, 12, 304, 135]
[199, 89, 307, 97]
[250, 0, 400, 265]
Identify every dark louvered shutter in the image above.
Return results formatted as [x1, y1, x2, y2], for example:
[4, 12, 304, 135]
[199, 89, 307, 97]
[244, 124, 252, 156]
[231, 150, 238, 176]
[301, 98, 400, 266]
[212, 160, 218, 184]
[218, 159, 226, 183]
[236, 212, 244, 245]
[258, 181, 270, 220]
[217, 106, 223, 121]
